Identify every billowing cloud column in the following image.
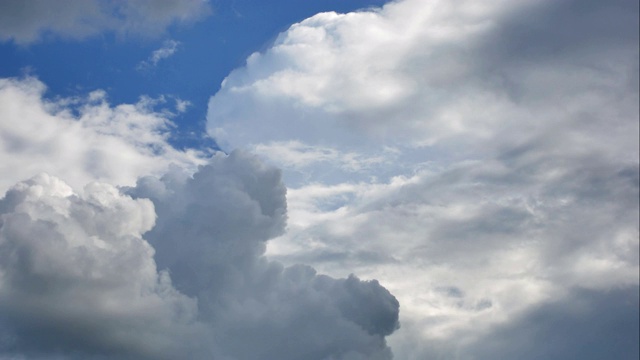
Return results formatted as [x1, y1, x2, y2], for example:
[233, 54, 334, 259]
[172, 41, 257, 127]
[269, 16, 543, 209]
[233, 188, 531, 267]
[0, 152, 400, 359]
[205, 0, 639, 358]
[0, 174, 200, 359]
[128, 150, 400, 359]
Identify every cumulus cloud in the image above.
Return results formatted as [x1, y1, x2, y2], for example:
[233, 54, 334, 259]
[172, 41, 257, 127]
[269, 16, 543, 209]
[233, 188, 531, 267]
[0, 0, 210, 44]
[207, 0, 638, 155]
[0, 0, 637, 358]
[206, 0, 639, 357]
[0, 173, 201, 359]
[125, 150, 400, 359]
[0, 149, 400, 358]
[461, 286, 639, 360]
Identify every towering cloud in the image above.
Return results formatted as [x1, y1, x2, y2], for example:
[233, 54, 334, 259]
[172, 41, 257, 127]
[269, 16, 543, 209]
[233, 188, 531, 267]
[0, 0, 637, 357]
[126, 150, 400, 359]
[0, 151, 399, 359]
[206, 0, 639, 357]
[0, 174, 200, 359]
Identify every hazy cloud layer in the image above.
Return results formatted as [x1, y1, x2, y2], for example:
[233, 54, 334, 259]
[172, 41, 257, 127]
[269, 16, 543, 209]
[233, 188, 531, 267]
[0, 0, 210, 44]
[206, 0, 639, 357]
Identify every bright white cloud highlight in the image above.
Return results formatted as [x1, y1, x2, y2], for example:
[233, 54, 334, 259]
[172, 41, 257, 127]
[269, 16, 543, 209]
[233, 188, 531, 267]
[0, 151, 401, 359]
[0, 76, 401, 358]
[0, 173, 201, 359]
[0, 77, 206, 194]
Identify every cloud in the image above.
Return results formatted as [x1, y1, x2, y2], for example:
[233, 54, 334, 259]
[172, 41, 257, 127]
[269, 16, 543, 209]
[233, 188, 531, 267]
[0, 130, 400, 358]
[206, 0, 639, 357]
[174, 97, 191, 113]
[0, 74, 403, 359]
[0, 0, 211, 44]
[0, 173, 201, 359]
[0, 0, 637, 358]
[125, 150, 400, 359]
[0, 76, 206, 194]
[207, 0, 638, 154]
[138, 40, 181, 70]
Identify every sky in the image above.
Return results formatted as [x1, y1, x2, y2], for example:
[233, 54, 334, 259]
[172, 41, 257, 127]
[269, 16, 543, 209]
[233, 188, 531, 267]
[0, 0, 638, 359]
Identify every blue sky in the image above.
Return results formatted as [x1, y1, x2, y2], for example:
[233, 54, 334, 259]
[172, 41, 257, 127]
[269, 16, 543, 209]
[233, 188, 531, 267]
[0, 1, 638, 359]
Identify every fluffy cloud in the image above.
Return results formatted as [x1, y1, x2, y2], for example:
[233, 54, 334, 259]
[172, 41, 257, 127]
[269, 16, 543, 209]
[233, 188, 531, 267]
[206, 0, 639, 357]
[0, 173, 201, 359]
[208, 0, 637, 151]
[0, 0, 210, 44]
[0, 77, 206, 194]
[0, 150, 400, 359]
[0, 0, 637, 357]
[126, 150, 400, 359]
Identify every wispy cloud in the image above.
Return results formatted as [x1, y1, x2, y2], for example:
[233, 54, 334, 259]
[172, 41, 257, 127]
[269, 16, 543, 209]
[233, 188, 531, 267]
[138, 40, 181, 70]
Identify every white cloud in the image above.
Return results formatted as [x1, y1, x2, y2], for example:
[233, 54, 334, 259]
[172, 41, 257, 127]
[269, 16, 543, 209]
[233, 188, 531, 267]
[0, 173, 202, 359]
[207, 0, 637, 157]
[0, 0, 637, 357]
[0, 76, 206, 194]
[174, 97, 191, 113]
[0, 77, 401, 358]
[206, 0, 639, 357]
[124, 150, 400, 359]
[0, 152, 401, 359]
[0, 0, 210, 44]
[138, 40, 181, 70]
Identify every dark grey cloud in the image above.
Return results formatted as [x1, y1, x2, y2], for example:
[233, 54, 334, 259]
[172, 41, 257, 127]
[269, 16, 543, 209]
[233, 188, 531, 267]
[466, 286, 640, 360]
[0, 0, 637, 358]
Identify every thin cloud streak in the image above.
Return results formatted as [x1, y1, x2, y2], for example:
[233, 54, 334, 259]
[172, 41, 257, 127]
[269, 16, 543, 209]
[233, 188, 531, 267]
[138, 40, 181, 70]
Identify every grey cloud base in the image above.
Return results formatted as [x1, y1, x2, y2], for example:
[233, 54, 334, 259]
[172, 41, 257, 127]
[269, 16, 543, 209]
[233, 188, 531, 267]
[0, 151, 399, 359]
